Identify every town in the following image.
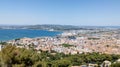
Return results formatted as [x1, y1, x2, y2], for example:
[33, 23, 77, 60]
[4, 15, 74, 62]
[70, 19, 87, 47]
[0, 28, 119, 67]
[6, 28, 120, 55]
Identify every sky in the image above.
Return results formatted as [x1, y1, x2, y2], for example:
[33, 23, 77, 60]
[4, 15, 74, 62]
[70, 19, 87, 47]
[0, 0, 120, 26]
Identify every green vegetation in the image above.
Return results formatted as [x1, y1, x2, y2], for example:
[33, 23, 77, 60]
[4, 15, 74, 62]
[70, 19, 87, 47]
[0, 45, 120, 67]
[111, 63, 120, 67]
[88, 38, 100, 40]
[0, 42, 8, 45]
[62, 44, 74, 47]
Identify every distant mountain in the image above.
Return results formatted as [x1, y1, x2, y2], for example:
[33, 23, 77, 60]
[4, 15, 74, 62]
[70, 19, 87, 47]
[25, 25, 85, 30]
[0, 24, 87, 31]
[0, 24, 119, 31]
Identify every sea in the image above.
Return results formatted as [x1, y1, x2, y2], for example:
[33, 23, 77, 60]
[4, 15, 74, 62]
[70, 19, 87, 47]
[0, 29, 62, 41]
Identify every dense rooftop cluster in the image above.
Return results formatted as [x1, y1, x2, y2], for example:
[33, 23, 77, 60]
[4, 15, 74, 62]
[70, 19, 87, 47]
[6, 29, 120, 55]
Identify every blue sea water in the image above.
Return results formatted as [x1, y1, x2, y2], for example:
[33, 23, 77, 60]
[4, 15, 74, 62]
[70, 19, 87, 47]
[0, 29, 62, 41]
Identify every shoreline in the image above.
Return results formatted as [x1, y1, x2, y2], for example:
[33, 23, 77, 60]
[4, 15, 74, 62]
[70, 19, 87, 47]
[0, 29, 63, 41]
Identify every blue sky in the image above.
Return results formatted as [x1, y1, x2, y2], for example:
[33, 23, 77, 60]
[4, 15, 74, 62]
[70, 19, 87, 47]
[0, 0, 120, 26]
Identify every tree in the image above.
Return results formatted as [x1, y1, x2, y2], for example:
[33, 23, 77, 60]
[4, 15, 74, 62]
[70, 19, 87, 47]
[54, 59, 71, 67]
[111, 63, 120, 67]
[33, 61, 47, 67]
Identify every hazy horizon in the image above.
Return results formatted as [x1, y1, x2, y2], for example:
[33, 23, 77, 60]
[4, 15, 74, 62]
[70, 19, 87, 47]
[0, 0, 120, 26]
[0, 24, 120, 27]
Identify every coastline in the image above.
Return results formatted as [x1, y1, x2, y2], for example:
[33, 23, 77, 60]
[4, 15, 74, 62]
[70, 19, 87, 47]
[0, 29, 62, 41]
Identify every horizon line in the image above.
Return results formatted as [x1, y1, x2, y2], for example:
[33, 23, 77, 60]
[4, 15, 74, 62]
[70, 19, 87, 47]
[0, 24, 120, 27]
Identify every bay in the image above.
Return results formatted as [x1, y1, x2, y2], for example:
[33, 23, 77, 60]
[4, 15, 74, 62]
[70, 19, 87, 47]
[0, 29, 61, 41]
